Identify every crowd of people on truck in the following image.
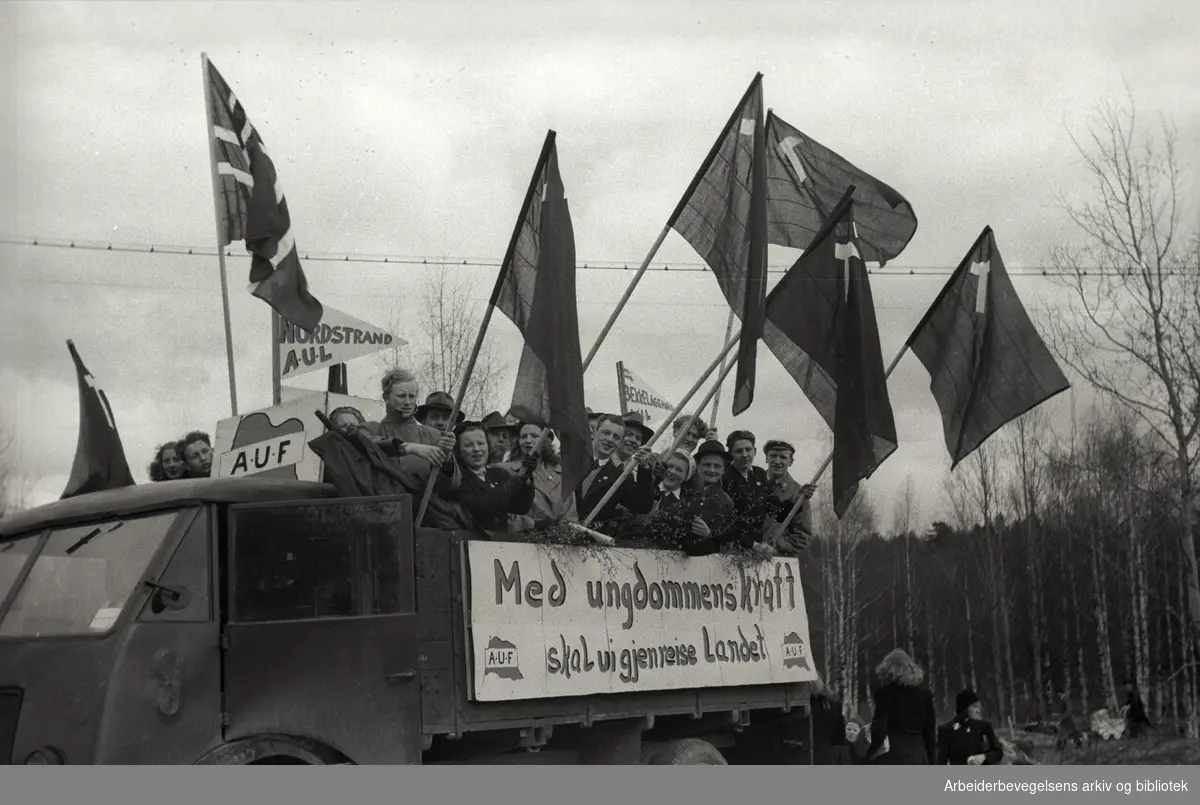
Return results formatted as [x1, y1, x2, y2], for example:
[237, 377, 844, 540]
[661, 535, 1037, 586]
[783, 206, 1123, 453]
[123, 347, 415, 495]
[146, 368, 816, 554]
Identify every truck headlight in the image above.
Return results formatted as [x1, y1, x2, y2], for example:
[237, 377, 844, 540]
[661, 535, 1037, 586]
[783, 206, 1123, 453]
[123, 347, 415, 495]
[24, 746, 65, 764]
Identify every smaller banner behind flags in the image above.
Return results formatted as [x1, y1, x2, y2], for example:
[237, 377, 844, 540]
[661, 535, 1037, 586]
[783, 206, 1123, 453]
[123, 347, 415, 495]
[276, 305, 406, 381]
[616, 362, 675, 425]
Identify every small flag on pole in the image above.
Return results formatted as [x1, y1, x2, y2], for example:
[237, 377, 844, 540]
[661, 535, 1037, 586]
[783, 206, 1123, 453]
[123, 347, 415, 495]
[204, 58, 324, 333]
[495, 131, 593, 502]
[906, 227, 1070, 467]
[61, 340, 136, 499]
[668, 74, 768, 416]
[763, 194, 898, 517]
[764, 112, 918, 266]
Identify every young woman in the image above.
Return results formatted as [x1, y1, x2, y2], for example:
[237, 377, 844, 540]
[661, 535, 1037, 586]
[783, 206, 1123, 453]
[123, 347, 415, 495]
[867, 649, 938, 764]
[452, 421, 536, 535]
[504, 422, 568, 527]
[148, 441, 187, 482]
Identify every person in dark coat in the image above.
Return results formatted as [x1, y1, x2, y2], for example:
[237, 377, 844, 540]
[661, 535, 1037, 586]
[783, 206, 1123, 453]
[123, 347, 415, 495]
[684, 440, 747, 556]
[452, 421, 536, 535]
[1124, 683, 1153, 738]
[867, 649, 938, 765]
[574, 414, 656, 533]
[936, 688, 1004, 765]
[722, 430, 773, 547]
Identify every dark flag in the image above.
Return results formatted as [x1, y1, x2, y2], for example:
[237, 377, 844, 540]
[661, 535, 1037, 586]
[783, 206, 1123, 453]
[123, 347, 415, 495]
[765, 111, 918, 266]
[495, 131, 593, 502]
[327, 364, 348, 395]
[762, 194, 898, 517]
[61, 340, 136, 499]
[668, 74, 768, 416]
[204, 58, 324, 332]
[907, 227, 1070, 468]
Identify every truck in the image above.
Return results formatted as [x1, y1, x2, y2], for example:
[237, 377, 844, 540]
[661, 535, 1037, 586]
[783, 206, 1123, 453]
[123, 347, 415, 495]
[0, 477, 819, 765]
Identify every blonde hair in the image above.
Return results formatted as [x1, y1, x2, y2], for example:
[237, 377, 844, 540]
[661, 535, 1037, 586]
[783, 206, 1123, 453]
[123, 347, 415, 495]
[380, 368, 417, 398]
[876, 649, 925, 687]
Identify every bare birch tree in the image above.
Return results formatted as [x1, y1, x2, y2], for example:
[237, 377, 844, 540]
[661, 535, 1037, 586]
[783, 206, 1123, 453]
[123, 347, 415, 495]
[1044, 88, 1200, 655]
[379, 263, 507, 416]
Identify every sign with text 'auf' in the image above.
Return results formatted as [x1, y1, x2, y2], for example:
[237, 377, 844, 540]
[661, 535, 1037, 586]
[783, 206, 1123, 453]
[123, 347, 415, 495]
[466, 542, 817, 701]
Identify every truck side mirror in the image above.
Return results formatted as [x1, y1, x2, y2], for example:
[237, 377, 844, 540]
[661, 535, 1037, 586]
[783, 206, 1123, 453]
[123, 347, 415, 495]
[144, 580, 192, 613]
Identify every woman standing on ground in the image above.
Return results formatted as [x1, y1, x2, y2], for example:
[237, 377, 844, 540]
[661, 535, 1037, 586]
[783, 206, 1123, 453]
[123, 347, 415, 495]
[867, 649, 938, 765]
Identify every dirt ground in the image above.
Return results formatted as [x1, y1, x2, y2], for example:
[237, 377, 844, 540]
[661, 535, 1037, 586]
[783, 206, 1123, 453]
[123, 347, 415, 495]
[1007, 730, 1200, 765]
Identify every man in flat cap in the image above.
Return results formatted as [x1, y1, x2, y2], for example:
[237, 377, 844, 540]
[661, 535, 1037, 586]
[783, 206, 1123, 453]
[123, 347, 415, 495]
[761, 439, 817, 554]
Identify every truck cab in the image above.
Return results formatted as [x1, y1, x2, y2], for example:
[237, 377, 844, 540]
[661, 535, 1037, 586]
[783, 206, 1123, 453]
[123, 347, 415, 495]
[1, 478, 818, 765]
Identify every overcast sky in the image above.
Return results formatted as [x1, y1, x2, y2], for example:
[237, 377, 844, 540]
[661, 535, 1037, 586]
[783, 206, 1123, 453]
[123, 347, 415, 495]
[2, 1, 1197, 526]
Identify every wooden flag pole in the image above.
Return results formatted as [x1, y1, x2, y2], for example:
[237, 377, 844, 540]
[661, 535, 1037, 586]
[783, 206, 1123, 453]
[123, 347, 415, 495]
[699, 308, 737, 432]
[580, 224, 671, 372]
[773, 343, 912, 536]
[582, 328, 742, 527]
[271, 311, 282, 405]
[201, 52, 239, 417]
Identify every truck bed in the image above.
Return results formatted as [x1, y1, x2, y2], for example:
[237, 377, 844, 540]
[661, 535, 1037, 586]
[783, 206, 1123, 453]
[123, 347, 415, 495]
[414, 529, 811, 737]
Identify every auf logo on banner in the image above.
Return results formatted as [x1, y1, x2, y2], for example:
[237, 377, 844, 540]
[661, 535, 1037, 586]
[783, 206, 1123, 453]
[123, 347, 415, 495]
[483, 636, 524, 680]
[782, 632, 811, 670]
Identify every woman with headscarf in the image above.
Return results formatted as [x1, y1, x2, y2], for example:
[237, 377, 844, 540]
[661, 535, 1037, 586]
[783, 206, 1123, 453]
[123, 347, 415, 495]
[867, 649, 938, 765]
[148, 441, 187, 482]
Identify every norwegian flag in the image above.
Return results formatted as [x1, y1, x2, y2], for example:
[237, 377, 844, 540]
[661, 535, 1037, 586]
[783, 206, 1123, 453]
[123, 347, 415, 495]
[204, 57, 323, 332]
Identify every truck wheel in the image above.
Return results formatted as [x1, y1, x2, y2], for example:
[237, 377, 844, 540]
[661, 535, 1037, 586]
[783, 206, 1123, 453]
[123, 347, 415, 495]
[646, 739, 728, 765]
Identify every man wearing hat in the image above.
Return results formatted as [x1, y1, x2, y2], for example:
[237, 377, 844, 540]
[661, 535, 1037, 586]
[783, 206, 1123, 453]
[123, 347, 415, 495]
[616, 411, 654, 465]
[761, 440, 818, 554]
[936, 689, 1003, 766]
[415, 391, 465, 433]
[681, 439, 744, 556]
[722, 430, 773, 547]
[481, 411, 521, 466]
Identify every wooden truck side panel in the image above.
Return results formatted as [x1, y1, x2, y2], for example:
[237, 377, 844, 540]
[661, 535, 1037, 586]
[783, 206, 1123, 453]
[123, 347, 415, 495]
[414, 529, 810, 739]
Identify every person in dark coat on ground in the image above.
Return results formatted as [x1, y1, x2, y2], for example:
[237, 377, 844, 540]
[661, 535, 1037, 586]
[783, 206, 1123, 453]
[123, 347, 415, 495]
[936, 688, 1004, 765]
[1124, 682, 1153, 738]
[867, 649, 938, 764]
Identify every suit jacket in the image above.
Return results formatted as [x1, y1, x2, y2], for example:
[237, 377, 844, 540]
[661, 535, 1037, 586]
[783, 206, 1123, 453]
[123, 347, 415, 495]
[574, 456, 655, 531]
[936, 715, 1003, 765]
[454, 463, 535, 533]
[868, 682, 938, 764]
[723, 465, 772, 544]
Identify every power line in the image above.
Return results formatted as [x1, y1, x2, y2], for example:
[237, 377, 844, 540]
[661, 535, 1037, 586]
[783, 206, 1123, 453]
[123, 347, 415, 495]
[6, 235, 1190, 277]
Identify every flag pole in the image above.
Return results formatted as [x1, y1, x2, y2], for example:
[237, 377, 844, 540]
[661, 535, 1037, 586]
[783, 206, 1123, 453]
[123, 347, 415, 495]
[698, 308, 737, 431]
[616, 361, 629, 415]
[271, 311, 282, 405]
[773, 341, 911, 537]
[414, 131, 558, 526]
[201, 52, 239, 417]
[581, 224, 670, 372]
[581, 328, 742, 527]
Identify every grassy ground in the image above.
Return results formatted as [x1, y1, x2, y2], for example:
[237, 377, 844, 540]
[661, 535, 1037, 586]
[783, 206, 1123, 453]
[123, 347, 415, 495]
[1009, 730, 1200, 765]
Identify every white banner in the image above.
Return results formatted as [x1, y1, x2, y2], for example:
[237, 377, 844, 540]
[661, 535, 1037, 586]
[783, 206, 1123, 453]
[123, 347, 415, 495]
[617, 362, 674, 425]
[466, 542, 817, 702]
[277, 305, 407, 380]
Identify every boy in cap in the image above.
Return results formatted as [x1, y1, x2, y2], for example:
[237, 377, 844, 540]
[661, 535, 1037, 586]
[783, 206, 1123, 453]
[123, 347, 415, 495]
[481, 411, 521, 466]
[722, 430, 772, 546]
[617, 411, 654, 464]
[936, 689, 1003, 766]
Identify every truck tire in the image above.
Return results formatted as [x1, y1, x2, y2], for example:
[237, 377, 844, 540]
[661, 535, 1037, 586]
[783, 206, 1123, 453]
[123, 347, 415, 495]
[646, 739, 728, 765]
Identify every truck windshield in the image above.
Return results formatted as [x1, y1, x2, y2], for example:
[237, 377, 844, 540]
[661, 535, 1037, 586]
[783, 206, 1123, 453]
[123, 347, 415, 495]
[0, 512, 179, 637]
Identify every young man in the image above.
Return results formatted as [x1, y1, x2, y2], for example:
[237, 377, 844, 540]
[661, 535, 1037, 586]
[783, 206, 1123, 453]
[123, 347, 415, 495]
[722, 430, 771, 545]
[936, 689, 1004, 766]
[574, 414, 657, 533]
[761, 440, 817, 554]
[361, 368, 461, 524]
[616, 411, 654, 464]
[180, 431, 213, 478]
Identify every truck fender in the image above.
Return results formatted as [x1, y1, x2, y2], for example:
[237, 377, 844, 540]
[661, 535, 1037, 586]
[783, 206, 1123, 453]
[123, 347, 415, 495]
[194, 735, 353, 766]
[643, 739, 728, 766]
